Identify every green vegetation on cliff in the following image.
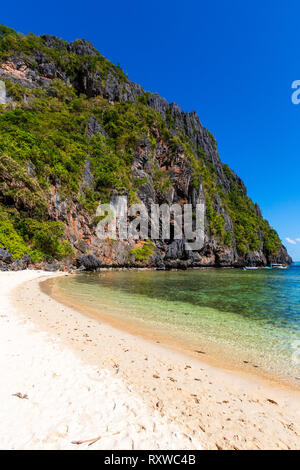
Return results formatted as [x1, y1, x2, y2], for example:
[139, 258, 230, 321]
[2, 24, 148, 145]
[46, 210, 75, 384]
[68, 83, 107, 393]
[0, 25, 285, 264]
[130, 241, 155, 261]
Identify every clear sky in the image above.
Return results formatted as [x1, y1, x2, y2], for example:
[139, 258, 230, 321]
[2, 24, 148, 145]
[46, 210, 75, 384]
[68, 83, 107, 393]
[1, 0, 300, 259]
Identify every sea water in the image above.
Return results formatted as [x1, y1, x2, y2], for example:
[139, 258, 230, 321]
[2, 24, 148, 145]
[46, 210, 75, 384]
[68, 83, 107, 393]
[54, 263, 300, 386]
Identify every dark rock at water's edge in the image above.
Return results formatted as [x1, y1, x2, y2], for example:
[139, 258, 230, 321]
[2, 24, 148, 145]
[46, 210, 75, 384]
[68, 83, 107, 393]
[0, 248, 13, 264]
[75, 255, 102, 271]
[44, 263, 61, 272]
[0, 252, 31, 271]
[0, 25, 292, 270]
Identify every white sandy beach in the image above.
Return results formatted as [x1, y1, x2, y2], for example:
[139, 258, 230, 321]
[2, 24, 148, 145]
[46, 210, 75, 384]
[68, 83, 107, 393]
[0, 271, 201, 450]
[0, 270, 299, 450]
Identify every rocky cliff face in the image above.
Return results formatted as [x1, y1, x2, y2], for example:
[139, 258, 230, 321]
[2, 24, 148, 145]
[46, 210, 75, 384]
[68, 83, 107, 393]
[0, 25, 291, 270]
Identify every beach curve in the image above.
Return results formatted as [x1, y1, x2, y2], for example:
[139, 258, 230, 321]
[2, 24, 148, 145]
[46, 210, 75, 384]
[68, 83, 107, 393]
[1, 270, 300, 450]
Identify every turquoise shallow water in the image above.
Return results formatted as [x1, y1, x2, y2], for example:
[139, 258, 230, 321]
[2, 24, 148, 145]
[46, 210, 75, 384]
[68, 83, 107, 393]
[55, 263, 300, 385]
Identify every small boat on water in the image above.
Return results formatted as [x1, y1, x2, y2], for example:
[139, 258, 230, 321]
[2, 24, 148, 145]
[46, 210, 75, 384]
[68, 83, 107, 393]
[243, 264, 288, 271]
[271, 264, 288, 270]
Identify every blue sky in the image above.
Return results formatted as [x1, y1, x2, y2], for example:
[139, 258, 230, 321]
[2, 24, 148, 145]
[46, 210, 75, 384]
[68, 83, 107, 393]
[2, 0, 300, 259]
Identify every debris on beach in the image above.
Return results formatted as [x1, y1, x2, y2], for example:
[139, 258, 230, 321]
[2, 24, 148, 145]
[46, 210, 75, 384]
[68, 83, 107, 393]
[267, 399, 278, 406]
[12, 393, 28, 400]
[72, 436, 101, 446]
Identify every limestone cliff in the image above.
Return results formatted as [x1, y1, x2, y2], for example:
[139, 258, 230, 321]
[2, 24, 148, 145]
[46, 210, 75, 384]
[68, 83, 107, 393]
[0, 25, 292, 269]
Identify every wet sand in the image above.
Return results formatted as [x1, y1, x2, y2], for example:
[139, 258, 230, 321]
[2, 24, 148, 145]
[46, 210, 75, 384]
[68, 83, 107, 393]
[46, 275, 300, 391]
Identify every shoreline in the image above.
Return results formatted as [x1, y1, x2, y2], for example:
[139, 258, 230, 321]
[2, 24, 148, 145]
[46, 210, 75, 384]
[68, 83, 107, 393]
[44, 275, 299, 393]
[1, 261, 295, 275]
[9, 270, 300, 450]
